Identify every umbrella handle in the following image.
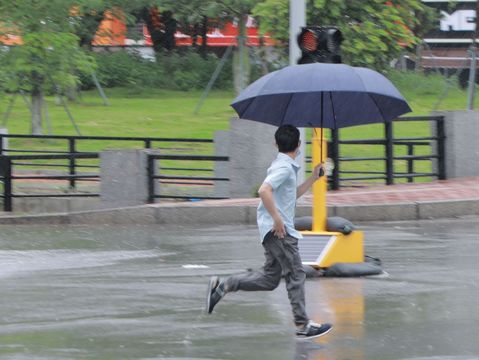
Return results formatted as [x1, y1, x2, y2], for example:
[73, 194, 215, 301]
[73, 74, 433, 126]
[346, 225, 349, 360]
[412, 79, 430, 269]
[313, 128, 324, 164]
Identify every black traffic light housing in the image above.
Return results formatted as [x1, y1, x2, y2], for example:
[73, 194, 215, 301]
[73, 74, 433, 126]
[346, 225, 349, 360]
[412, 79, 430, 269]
[297, 26, 343, 64]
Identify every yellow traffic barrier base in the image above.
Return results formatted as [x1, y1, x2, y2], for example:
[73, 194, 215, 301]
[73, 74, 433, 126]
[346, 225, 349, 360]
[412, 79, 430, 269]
[299, 230, 364, 268]
[301, 129, 365, 268]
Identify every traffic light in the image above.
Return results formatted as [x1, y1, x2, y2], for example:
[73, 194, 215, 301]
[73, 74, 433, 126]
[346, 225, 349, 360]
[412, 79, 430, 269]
[297, 26, 343, 64]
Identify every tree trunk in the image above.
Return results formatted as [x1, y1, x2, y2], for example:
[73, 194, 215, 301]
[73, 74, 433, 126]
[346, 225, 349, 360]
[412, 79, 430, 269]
[31, 88, 43, 135]
[161, 11, 177, 51]
[141, 7, 177, 53]
[258, 35, 270, 76]
[233, 15, 250, 94]
[141, 7, 164, 53]
[200, 16, 208, 58]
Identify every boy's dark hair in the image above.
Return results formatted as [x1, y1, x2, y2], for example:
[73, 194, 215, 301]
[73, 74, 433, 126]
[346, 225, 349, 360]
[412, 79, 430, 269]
[275, 125, 300, 153]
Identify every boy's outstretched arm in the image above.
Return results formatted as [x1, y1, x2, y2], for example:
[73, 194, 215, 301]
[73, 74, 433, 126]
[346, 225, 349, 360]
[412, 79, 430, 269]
[297, 163, 324, 199]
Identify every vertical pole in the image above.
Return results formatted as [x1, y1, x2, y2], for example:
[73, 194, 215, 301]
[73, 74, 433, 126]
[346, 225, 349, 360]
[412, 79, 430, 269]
[238, 16, 245, 92]
[144, 140, 152, 149]
[436, 117, 446, 180]
[331, 128, 340, 190]
[290, 0, 306, 184]
[467, 0, 479, 110]
[407, 144, 414, 183]
[194, 46, 233, 114]
[468, 0, 479, 110]
[58, 95, 82, 136]
[467, 47, 477, 110]
[3, 157, 12, 212]
[91, 72, 110, 106]
[147, 155, 155, 203]
[385, 121, 394, 185]
[69, 138, 76, 189]
[312, 130, 327, 232]
[0, 136, 3, 156]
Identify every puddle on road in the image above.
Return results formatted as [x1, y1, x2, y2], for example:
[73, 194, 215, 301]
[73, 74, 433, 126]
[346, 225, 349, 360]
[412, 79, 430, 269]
[0, 220, 478, 359]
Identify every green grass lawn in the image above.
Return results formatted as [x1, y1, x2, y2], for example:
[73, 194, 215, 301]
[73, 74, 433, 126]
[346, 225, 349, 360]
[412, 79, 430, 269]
[1, 88, 235, 141]
[0, 70, 477, 188]
[1, 70, 475, 141]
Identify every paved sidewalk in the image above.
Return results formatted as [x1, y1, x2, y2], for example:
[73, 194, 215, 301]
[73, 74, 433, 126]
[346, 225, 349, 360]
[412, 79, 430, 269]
[1, 177, 478, 224]
[156, 176, 479, 207]
[314, 177, 479, 205]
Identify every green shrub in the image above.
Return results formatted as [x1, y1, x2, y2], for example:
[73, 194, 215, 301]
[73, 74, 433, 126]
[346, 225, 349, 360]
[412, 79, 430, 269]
[79, 48, 263, 91]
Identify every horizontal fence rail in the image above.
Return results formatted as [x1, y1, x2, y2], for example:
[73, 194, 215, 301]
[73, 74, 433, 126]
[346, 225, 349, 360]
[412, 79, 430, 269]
[147, 154, 229, 202]
[1, 153, 100, 212]
[0, 134, 219, 209]
[0, 115, 446, 211]
[328, 115, 446, 189]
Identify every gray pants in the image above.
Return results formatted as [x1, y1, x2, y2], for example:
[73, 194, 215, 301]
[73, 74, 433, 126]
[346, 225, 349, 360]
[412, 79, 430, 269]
[225, 232, 309, 326]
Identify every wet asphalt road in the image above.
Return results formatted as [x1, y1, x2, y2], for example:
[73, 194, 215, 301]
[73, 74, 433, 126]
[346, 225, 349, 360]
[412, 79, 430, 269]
[0, 217, 479, 360]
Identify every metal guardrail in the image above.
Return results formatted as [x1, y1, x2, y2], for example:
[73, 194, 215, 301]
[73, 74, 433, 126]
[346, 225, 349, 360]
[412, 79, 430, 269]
[0, 134, 219, 211]
[0, 134, 214, 189]
[146, 154, 229, 202]
[0, 153, 100, 212]
[328, 115, 446, 189]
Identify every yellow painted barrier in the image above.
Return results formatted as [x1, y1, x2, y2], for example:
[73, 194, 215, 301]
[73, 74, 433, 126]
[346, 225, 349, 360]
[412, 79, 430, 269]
[300, 231, 364, 268]
[300, 129, 364, 268]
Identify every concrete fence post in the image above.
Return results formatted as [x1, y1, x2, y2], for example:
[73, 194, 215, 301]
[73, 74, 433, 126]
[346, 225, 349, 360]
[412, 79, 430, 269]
[0, 128, 8, 155]
[228, 117, 277, 198]
[100, 149, 155, 207]
[433, 110, 479, 179]
[214, 130, 231, 198]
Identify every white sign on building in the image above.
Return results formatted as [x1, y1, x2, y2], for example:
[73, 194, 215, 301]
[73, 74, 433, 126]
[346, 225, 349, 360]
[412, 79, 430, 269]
[440, 10, 476, 31]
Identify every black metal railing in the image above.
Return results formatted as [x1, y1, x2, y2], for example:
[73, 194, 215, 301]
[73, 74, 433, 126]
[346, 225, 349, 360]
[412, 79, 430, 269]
[147, 154, 229, 202]
[0, 115, 446, 210]
[0, 134, 220, 211]
[328, 115, 446, 189]
[0, 133, 214, 189]
[1, 153, 100, 212]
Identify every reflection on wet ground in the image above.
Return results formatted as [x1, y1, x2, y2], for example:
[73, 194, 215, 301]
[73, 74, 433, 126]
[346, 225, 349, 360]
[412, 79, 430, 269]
[0, 217, 479, 359]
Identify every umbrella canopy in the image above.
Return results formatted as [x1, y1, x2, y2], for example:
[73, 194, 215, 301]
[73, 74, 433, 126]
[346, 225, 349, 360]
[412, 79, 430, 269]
[231, 63, 411, 128]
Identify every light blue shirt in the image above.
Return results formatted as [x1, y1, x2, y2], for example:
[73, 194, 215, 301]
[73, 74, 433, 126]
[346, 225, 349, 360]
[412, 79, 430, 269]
[257, 152, 302, 242]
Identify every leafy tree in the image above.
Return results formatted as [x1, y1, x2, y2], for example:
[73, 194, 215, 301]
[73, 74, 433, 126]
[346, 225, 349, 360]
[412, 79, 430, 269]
[253, 0, 436, 70]
[209, 1, 259, 93]
[159, 0, 258, 93]
[136, 6, 177, 52]
[409, 2, 439, 71]
[0, 0, 95, 134]
[160, 0, 216, 56]
[70, 0, 150, 49]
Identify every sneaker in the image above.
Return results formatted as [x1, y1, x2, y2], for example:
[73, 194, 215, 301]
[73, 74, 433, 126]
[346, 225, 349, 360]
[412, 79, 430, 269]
[296, 321, 332, 340]
[206, 276, 226, 314]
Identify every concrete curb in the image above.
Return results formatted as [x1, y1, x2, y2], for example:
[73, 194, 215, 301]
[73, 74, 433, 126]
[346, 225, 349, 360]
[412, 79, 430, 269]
[1, 198, 479, 225]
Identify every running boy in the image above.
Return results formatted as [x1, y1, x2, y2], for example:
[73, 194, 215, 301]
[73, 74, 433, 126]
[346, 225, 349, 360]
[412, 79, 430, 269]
[206, 124, 332, 340]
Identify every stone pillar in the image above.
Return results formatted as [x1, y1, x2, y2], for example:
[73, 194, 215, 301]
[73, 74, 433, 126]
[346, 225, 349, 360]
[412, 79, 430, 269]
[100, 149, 151, 207]
[214, 130, 230, 198]
[434, 110, 479, 178]
[0, 128, 8, 155]
[228, 117, 277, 198]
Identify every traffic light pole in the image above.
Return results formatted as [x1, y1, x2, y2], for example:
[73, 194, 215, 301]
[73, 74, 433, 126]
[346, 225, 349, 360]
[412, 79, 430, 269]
[289, 0, 306, 184]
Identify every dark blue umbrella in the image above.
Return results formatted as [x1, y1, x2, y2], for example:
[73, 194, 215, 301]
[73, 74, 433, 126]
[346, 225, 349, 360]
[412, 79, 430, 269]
[231, 63, 411, 129]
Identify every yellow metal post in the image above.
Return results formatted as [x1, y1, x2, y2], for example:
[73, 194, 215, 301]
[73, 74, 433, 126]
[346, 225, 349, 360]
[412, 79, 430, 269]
[311, 129, 328, 232]
[300, 128, 365, 269]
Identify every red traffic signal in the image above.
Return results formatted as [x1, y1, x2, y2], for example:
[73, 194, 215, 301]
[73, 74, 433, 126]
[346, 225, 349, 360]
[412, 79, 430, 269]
[297, 26, 343, 64]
